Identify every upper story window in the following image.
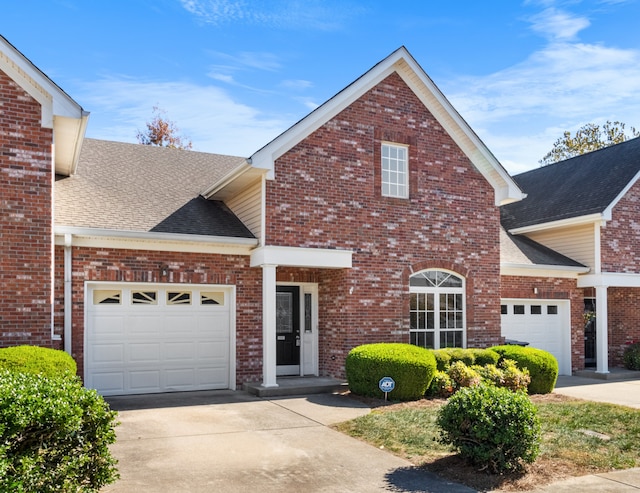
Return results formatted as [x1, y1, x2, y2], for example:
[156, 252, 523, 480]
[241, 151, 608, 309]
[381, 143, 408, 198]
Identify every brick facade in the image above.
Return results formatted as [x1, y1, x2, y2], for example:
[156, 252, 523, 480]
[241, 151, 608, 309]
[0, 69, 57, 349]
[266, 73, 503, 377]
[602, 178, 640, 273]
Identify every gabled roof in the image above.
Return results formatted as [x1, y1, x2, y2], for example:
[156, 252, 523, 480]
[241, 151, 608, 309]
[249, 46, 524, 206]
[55, 139, 253, 238]
[502, 137, 640, 231]
[0, 35, 89, 176]
[500, 228, 586, 269]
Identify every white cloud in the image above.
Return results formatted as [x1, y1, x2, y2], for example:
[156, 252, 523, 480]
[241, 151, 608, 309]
[180, 0, 357, 30]
[77, 76, 290, 156]
[443, 8, 640, 173]
[528, 8, 590, 41]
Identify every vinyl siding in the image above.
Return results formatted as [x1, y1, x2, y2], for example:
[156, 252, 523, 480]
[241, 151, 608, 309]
[527, 223, 596, 269]
[227, 179, 262, 241]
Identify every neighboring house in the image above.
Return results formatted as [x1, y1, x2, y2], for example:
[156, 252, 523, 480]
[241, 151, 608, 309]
[502, 137, 640, 374]
[0, 35, 635, 396]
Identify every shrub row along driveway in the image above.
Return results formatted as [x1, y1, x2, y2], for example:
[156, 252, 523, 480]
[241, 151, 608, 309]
[103, 391, 474, 493]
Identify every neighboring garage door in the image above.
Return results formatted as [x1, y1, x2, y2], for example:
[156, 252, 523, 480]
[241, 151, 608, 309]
[501, 299, 571, 376]
[86, 283, 234, 396]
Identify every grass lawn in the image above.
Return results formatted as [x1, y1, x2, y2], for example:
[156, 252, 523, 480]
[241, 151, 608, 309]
[334, 393, 640, 492]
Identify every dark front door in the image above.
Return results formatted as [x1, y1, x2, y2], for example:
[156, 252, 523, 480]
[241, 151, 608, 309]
[276, 286, 300, 371]
[584, 298, 596, 367]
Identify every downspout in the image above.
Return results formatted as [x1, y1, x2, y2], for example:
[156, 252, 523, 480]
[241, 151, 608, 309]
[64, 233, 73, 354]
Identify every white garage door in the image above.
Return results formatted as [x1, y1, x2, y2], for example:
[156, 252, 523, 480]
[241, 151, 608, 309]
[501, 299, 571, 376]
[86, 283, 234, 396]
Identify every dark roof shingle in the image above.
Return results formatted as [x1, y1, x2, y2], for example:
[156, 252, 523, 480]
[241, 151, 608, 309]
[502, 136, 640, 230]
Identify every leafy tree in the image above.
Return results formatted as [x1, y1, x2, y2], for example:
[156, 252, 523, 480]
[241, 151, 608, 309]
[137, 106, 193, 150]
[539, 120, 639, 166]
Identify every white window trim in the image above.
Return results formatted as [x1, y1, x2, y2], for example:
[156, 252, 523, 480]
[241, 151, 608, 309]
[409, 269, 467, 349]
[381, 142, 409, 199]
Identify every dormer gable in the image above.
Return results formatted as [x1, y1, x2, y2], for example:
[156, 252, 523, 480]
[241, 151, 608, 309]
[249, 46, 524, 206]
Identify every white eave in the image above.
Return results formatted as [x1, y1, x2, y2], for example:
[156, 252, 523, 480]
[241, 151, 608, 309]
[509, 213, 605, 235]
[501, 263, 590, 279]
[0, 36, 88, 176]
[54, 226, 258, 255]
[201, 161, 267, 201]
[249, 46, 525, 206]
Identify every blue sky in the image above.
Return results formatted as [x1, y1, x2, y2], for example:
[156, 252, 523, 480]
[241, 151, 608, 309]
[3, 0, 640, 174]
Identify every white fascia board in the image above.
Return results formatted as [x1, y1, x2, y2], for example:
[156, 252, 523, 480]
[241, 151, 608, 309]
[54, 226, 258, 255]
[501, 263, 589, 279]
[250, 60, 397, 179]
[509, 213, 604, 235]
[603, 170, 640, 220]
[396, 55, 524, 206]
[201, 161, 252, 198]
[250, 245, 352, 268]
[578, 272, 640, 288]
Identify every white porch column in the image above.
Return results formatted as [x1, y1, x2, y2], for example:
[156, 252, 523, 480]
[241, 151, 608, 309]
[595, 285, 609, 374]
[262, 264, 278, 388]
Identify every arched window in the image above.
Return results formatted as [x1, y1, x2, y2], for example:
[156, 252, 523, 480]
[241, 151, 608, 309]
[409, 269, 465, 349]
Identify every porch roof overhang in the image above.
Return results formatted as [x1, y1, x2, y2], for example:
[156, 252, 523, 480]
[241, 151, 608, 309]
[501, 263, 589, 279]
[250, 245, 352, 269]
[578, 272, 640, 288]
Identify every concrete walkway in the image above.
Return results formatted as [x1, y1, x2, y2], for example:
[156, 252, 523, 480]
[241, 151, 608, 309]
[102, 375, 640, 492]
[103, 391, 474, 493]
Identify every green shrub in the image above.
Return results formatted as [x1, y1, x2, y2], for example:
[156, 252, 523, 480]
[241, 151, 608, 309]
[432, 349, 451, 371]
[447, 361, 481, 388]
[499, 359, 531, 392]
[490, 345, 558, 394]
[427, 371, 455, 398]
[436, 385, 541, 473]
[623, 342, 640, 371]
[0, 345, 76, 377]
[442, 348, 475, 366]
[469, 348, 500, 366]
[0, 370, 119, 492]
[346, 343, 437, 401]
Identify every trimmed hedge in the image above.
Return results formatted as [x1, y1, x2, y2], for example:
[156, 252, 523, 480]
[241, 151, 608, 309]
[490, 345, 558, 394]
[432, 348, 499, 370]
[346, 343, 437, 401]
[0, 370, 119, 492]
[0, 345, 77, 377]
[437, 384, 541, 473]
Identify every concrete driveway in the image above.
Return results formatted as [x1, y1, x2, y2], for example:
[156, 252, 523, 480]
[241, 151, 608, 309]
[103, 391, 473, 493]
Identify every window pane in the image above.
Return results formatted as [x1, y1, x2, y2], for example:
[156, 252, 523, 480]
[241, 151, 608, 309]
[547, 305, 558, 315]
[514, 305, 525, 315]
[531, 305, 542, 315]
[132, 291, 157, 305]
[501, 305, 508, 314]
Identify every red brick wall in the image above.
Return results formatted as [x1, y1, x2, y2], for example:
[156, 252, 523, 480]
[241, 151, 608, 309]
[266, 73, 502, 377]
[0, 69, 56, 348]
[608, 287, 640, 367]
[54, 246, 262, 385]
[501, 275, 585, 371]
[602, 179, 640, 272]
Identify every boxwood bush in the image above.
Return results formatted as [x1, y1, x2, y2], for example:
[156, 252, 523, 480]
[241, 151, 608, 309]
[432, 347, 499, 370]
[623, 342, 640, 370]
[0, 345, 76, 377]
[346, 343, 437, 401]
[436, 384, 541, 473]
[490, 345, 558, 394]
[0, 370, 119, 492]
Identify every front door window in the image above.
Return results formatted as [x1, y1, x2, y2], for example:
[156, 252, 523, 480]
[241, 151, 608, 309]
[276, 286, 300, 370]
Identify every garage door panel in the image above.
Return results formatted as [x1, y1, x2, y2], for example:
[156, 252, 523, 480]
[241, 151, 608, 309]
[501, 300, 570, 376]
[128, 343, 161, 363]
[129, 370, 161, 392]
[89, 343, 124, 364]
[87, 283, 233, 395]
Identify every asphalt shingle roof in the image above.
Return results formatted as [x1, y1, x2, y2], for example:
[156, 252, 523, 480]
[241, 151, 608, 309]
[500, 228, 586, 268]
[55, 138, 254, 238]
[501, 136, 640, 230]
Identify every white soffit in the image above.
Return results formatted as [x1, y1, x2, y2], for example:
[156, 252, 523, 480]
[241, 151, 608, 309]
[250, 246, 352, 269]
[0, 36, 88, 176]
